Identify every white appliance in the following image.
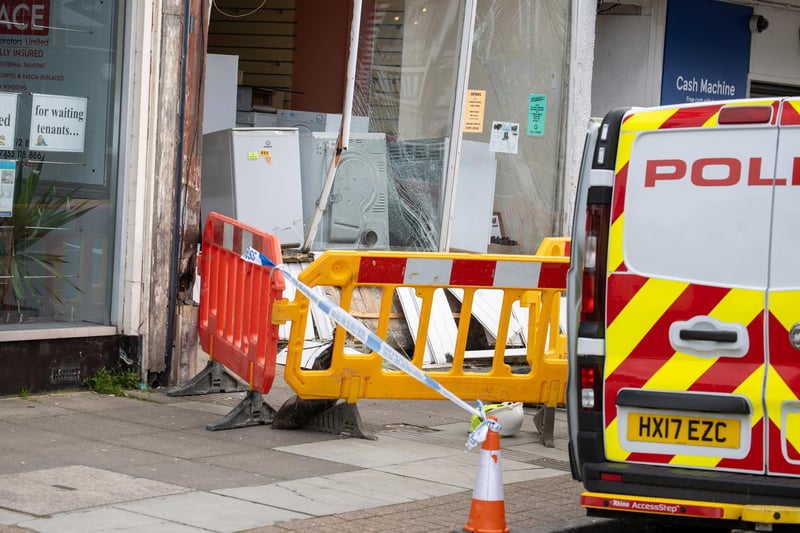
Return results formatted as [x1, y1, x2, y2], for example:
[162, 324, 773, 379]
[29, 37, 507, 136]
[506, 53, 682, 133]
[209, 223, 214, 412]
[236, 111, 278, 127]
[201, 128, 304, 247]
[450, 140, 497, 253]
[203, 54, 238, 134]
[278, 109, 369, 133]
[298, 131, 390, 250]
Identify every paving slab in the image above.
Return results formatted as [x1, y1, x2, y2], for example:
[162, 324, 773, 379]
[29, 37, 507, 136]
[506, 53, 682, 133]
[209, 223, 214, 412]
[101, 428, 259, 460]
[198, 449, 358, 482]
[0, 510, 33, 527]
[0, 421, 87, 450]
[0, 423, 90, 475]
[169, 400, 244, 417]
[0, 398, 73, 421]
[0, 465, 188, 516]
[21, 411, 163, 440]
[98, 402, 229, 432]
[217, 469, 463, 516]
[0, 423, 172, 477]
[0, 447, 75, 477]
[375, 454, 562, 489]
[505, 439, 570, 463]
[116, 491, 309, 532]
[114, 457, 278, 491]
[274, 434, 457, 468]
[196, 425, 342, 450]
[19, 392, 150, 415]
[5, 440, 172, 473]
[18, 507, 207, 533]
[355, 398, 469, 427]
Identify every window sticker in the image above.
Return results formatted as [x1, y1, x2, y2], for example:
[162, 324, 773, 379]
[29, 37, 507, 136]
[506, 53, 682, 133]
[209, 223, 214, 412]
[0, 160, 17, 217]
[29, 93, 87, 153]
[0, 92, 18, 149]
[489, 121, 519, 154]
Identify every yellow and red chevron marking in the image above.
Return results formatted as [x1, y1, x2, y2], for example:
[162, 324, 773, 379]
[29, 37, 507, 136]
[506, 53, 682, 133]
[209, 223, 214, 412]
[780, 99, 800, 126]
[766, 290, 800, 475]
[603, 273, 765, 472]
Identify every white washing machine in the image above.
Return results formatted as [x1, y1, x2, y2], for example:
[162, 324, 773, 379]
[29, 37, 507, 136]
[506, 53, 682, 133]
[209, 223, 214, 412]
[298, 131, 390, 250]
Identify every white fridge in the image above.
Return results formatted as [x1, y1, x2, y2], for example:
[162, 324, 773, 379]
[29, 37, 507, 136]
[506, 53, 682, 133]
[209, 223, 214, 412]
[201, 128, 304, 247]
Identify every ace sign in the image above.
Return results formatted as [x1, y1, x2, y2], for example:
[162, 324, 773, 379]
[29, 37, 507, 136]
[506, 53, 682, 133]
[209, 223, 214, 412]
[0, 1, 49, 35]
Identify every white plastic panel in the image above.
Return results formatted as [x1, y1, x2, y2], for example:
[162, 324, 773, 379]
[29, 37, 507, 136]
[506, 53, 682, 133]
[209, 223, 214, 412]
[623, 127, 775, 289]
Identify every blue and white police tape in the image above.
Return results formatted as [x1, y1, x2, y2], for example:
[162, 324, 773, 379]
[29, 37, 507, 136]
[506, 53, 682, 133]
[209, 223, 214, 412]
[467, 400, 503, 451]
[241, 246, 502, 451]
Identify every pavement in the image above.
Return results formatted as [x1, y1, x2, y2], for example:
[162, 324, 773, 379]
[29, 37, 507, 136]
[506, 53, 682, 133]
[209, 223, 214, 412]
[0, 367, 617, 533]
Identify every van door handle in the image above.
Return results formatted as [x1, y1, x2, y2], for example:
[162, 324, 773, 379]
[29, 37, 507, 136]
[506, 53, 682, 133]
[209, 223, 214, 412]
[679, 329, 738, 343]
[670, 316, 748, 358]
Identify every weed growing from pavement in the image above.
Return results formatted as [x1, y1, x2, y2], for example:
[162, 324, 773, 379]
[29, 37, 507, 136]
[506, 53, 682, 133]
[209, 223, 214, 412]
[18, 387, 29, 399]
[84, 367, 141, 396]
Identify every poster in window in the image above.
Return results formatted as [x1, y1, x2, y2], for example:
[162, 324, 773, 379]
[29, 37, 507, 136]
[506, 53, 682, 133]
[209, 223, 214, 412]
[527, 94, 546, 136]
[464, 90, 486, 133]
[0, 160, 16, 217]
[489, 121, 519, 154]
[0, 92, 18, 150]
[28, 93, 87, 153]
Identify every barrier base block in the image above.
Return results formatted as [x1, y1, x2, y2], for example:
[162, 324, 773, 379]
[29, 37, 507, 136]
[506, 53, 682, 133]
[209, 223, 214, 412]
[167, 361, 247, 397]
[306, 401, 377, 440]
[533, 404, 555, 448]
[206, 390, 277, 431]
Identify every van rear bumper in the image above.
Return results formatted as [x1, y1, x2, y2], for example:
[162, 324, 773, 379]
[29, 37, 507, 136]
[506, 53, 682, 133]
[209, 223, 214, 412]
[581, 490, 800, 526]
[583, 462, 800, 507]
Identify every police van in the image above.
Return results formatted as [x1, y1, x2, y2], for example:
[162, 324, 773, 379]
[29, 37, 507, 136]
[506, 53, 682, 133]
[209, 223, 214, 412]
[566, 98, 800, 530]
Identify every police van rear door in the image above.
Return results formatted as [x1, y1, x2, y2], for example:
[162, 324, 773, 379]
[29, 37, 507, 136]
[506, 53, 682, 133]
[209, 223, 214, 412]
[766, 98, 800, 477]
[604, 101, 778, 474]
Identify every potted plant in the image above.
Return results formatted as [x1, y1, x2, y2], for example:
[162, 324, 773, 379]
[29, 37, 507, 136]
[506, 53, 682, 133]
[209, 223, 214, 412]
[0, 163, 95, 323]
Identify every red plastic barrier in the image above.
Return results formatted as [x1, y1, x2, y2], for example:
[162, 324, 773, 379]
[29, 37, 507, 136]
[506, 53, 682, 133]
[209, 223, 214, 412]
[198, 212, 285, 392]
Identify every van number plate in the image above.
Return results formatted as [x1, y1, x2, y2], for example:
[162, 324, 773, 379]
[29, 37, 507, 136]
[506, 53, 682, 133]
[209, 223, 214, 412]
[627, 413, 740, 449]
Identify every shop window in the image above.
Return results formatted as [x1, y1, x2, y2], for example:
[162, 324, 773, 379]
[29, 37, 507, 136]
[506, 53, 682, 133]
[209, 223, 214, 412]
[206, 0, 568, 254]
[0, 2, 123, 327]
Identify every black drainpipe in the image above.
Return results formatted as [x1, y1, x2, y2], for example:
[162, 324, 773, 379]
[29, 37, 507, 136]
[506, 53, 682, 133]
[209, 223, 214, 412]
[161, 0, 193, 386]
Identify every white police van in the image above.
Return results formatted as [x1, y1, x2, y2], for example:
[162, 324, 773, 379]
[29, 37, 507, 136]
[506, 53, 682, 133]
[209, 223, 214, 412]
[566, 98, 800, 530]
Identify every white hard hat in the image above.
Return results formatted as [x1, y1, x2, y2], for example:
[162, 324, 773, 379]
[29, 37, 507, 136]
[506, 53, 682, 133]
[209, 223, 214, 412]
[489, 402, 524, 436]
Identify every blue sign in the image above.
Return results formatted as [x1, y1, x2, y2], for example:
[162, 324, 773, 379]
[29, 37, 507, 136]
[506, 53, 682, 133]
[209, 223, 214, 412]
[527, 94, 546, 136]
[661, 0, 752, 105]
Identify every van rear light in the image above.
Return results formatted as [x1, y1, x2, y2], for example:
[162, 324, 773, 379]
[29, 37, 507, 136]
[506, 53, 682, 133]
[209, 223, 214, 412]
[718, 105, 772, 125]
[580, 201, 610, 326]
[582, 275, 596, 315]
[585, 235, 597, 270]
[580, 365, 602, 411]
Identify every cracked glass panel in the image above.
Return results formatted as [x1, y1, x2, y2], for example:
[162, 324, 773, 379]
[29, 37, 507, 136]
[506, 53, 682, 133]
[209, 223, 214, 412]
[466, 1, 569, 254]
[326, 0, 466, 252]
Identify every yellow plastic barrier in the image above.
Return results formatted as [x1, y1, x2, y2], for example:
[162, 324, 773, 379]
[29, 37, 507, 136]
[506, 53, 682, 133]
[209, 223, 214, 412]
[274, 239, 570, 414]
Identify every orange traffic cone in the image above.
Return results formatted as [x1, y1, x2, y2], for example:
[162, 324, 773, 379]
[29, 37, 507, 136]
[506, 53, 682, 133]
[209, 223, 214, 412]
[463, 416, 509, 533]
